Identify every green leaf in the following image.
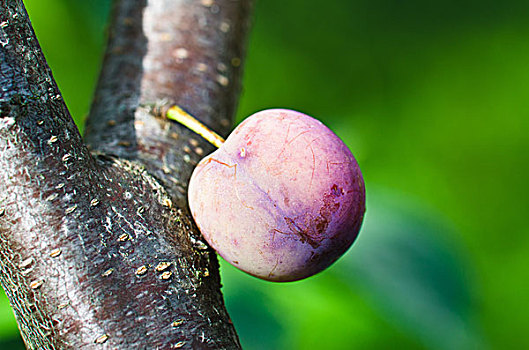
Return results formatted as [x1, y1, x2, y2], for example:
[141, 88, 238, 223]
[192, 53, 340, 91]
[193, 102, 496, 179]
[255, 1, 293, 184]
[337, 188, 486, 349]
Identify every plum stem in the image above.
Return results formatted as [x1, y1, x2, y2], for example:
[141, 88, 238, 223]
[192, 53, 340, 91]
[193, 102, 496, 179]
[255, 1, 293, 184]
[165, 105, 225, 148]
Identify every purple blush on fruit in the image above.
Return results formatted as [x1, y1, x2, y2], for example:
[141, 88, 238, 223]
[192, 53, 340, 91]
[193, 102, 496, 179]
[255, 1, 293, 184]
[188, 109, 365, 282]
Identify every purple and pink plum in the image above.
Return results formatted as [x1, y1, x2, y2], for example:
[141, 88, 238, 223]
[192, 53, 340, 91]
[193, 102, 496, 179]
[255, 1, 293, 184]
[188, 109, 365, 281]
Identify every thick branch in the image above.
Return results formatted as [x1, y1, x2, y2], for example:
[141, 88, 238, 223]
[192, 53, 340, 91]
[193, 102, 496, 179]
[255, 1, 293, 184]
[1, 0, 252, 348]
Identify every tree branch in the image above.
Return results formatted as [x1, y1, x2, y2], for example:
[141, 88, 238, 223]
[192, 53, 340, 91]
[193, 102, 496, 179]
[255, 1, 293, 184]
[0, 0, 252, 348]
[85, 0, 252, 206]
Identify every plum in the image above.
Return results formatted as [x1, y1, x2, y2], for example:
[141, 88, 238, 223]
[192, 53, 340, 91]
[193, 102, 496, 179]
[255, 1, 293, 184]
[187, 109, 365, 282]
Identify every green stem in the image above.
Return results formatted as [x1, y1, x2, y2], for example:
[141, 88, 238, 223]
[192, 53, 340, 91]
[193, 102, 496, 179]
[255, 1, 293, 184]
[165, 106, 225, 148]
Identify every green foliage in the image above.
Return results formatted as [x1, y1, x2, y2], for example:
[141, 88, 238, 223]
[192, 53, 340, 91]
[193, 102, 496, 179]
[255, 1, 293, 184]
[2, 0, 528, 348]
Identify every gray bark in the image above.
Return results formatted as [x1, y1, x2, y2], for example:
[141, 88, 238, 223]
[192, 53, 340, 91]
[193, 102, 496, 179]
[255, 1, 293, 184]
[0, 0, 252, 348]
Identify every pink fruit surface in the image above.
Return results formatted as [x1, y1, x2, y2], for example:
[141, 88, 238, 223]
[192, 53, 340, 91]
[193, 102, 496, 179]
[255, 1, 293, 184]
[188, 109, 365, 281]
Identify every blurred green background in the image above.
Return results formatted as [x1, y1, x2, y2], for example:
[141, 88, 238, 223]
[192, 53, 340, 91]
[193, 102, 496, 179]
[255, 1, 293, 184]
[3, 0, 528, 348]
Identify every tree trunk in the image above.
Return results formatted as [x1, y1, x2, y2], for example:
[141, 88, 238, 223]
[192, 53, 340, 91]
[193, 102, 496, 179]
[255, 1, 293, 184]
[0, 0, 252, 348]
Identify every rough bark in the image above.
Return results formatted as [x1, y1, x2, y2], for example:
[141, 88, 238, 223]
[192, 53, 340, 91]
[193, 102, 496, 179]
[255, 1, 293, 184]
[0, 0, 252, 348]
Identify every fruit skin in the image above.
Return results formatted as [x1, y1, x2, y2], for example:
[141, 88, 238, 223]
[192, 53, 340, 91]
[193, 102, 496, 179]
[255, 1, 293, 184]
[188, 109, 365, 282]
